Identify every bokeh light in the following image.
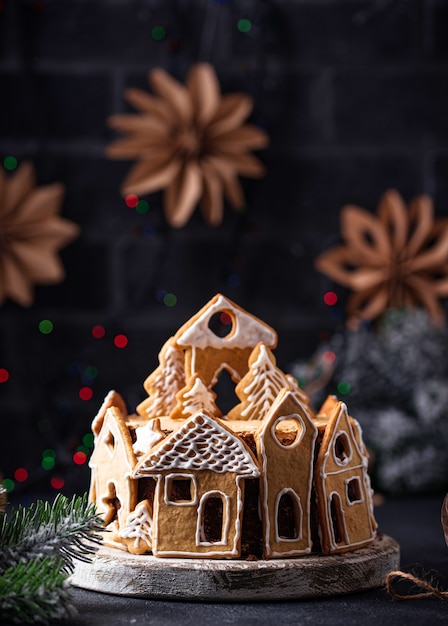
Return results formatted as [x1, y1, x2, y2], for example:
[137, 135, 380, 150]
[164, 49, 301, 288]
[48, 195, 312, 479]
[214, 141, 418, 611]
[41, 448, 56, 471]
[83, 365, 98, 382]
[163, 293, 177, 307]
[136, 199, 150, 214]
[39, 319, 54, 334]
[227, 273, 241, 288]
[83, 432, 94, 448]
[92, 324, 106, 339]
[79, 386, 93, 401]
[2, 478, 14, 493]
[323, 291, 338, 306]
[125, 193, 139, 208]
[337, 380, 351, 395]
[3, 155, 17, 171]
[73, 451, 87, 465]
[220, 312, 232, 325]
[237, 18, 252, 32]
[0, 368, 9, 383]
[322, 350, 336, 365]
[152, 25, 166, 40]
[51, 476, 65, 490]
[14, 468, 28, 482]
[114, 334, 128, 348]
[37, 418, 51, 433]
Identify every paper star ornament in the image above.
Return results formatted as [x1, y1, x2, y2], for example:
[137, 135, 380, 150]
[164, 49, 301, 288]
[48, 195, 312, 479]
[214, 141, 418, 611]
[315, 189, 448, 327]
[0, 162, 80, 306]
[105, 63, 269, 227]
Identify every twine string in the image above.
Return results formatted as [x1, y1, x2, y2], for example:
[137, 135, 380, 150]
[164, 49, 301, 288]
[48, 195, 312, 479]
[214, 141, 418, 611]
[386, 570, 448, 601]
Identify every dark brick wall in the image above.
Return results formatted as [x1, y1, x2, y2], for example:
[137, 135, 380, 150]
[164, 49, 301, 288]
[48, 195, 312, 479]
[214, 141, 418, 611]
[1, 0, 448, 498]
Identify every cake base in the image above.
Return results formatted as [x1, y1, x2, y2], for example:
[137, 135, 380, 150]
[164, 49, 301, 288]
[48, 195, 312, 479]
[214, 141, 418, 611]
[70, 534, 399, 601]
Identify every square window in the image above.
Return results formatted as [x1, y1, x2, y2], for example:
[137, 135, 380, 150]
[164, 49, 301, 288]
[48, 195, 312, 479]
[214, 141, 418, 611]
[346, 477, 363, 504]
[166, 475, 196, 505]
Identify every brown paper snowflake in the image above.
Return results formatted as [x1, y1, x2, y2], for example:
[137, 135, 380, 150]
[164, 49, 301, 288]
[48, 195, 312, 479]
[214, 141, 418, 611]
[0, 162, 79, 307]
[315, 189, 448, 327]
[105, 63, 269, 228]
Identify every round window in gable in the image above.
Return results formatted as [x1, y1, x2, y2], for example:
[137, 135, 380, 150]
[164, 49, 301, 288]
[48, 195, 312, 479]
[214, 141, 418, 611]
[208, 310, 235, 338]
[272, 415, 304, 448]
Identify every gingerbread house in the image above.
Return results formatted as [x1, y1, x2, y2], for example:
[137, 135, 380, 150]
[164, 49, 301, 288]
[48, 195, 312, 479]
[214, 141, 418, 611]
[88, 294, 377, 560]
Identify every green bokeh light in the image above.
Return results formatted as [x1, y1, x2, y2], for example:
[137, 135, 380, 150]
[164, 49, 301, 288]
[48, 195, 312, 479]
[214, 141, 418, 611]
[136, 200, 150, 214]
[2, 478, 14, 493]
[83, 432, 94, 448]
[39, 319, 54, 334]
[41, 457, 55, 471]
[3, 156, 17, 171]
[237, 18, 252, 33]
[163, 293, 177, 307]
[152, 25, 166, 40]
[337, 380, 351, 395]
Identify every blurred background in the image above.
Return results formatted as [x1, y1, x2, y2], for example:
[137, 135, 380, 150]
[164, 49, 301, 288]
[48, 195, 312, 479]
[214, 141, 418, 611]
[1, 0, 448, 503]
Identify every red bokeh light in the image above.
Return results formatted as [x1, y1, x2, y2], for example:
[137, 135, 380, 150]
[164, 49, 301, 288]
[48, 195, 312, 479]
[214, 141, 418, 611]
[0, 368, 9, 383]
[79, 386, 93, 401]
[220, 312, 232, 325]
[323, 291, 338, 306]
[51, 476, 65, 490]
[322, 350, 337, 365]
[114, 334, 128, 348]
[73, 451, 87, 465]
[14, 468, 28, 482]
[125, 193, 139, 208]
[92, 325, 106, 339]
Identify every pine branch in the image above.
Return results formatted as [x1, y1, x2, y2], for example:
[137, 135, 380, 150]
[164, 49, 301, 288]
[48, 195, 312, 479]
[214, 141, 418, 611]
[0, 494, 104, 624]
[0, 493, 104, 575]
[0, 556, 76, 624]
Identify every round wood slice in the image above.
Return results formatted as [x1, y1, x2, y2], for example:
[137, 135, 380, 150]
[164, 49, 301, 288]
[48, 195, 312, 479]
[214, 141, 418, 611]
[71, 534, 399, 601]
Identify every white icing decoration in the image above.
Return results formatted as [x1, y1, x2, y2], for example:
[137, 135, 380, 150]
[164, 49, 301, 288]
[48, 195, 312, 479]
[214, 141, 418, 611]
[181, 377, 218, 416]
[89, 408, 136, 479]
[274, 488, 303, 543]
[270, 414, 305, 450]
[92, 389, 125, 436]
[133, 420, 164, 456]
[141, 344, 185, 418]
[333, 430, 353, 466]
[257, 391, 317, 557]
[175, 294, 276, 350]
[153, 477, 244, 558]
[164, 473, 197, 506]
[327, 491, 349, 549]
[119, 500, 153, 548]
[195, 490, 230, 546]
[345, 476, 364, 506]
[240, 344, 306, 420]
[133, 412, 260, 478]
[318, 404, 376, 551]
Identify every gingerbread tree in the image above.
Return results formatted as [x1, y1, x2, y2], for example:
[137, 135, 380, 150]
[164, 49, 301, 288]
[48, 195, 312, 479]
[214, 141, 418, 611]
[119, 499, 153, 555]
[170, 374, 222, 420]
[137, 338, 186, 419]
[228, 342, 308, 421]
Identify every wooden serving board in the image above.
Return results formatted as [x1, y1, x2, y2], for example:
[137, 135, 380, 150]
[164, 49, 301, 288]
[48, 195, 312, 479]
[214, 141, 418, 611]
[71, 534, 399, 601]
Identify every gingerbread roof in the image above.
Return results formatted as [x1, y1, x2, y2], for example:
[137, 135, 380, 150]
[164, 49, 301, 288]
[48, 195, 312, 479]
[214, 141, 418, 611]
[132, 411, 260, 478]
[173, 294, 277, 351]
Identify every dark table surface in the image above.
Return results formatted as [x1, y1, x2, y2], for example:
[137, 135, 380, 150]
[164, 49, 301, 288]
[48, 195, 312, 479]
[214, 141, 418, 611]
[68, 495, 448, 626]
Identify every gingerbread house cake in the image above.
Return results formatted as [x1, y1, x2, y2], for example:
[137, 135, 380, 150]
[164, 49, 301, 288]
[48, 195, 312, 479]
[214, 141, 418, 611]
[88, 294, 377, 559]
